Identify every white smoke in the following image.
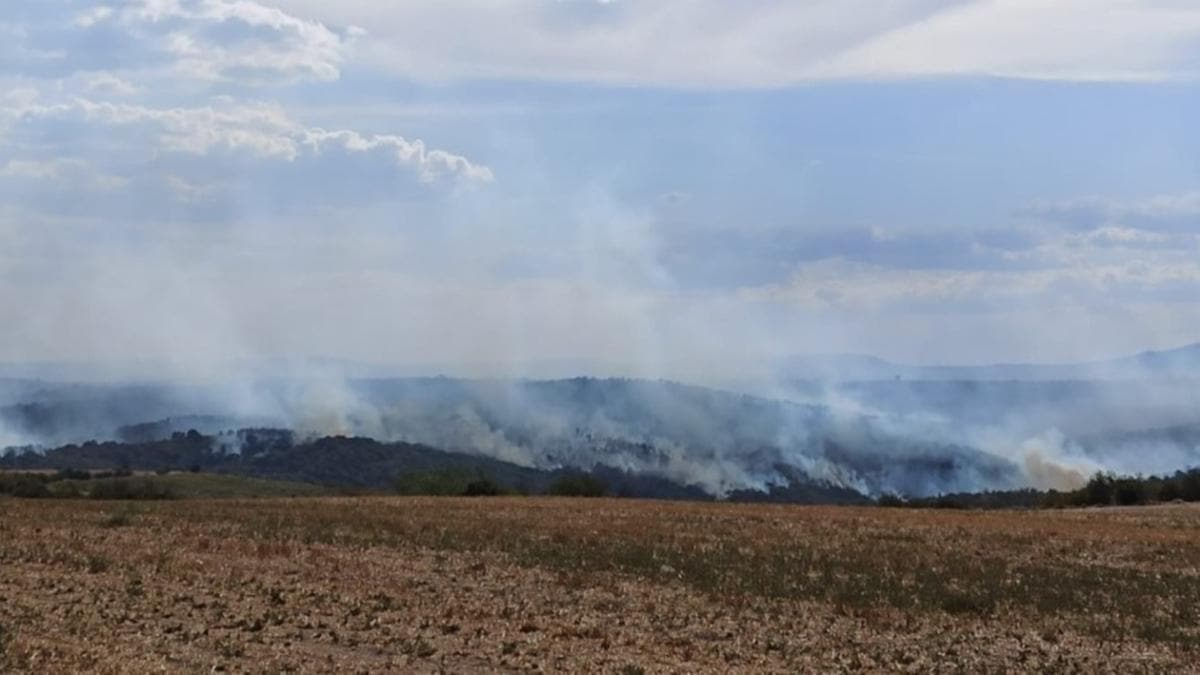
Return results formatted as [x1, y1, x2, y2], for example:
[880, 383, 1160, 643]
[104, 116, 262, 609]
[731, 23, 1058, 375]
[1017, 431, 1098, 491]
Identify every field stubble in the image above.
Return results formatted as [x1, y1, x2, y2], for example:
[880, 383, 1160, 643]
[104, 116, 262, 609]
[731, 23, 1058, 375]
[1, 497, 1199, 672]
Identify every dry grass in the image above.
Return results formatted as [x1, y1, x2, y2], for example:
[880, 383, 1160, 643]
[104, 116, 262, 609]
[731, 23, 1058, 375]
[2, 497, 1199, 672]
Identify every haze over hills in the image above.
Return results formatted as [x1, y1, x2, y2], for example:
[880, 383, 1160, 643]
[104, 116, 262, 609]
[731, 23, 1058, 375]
[775, 342, 1200, 382]
[2, 342, 1200, 502]
[5, 341, 1200, 386]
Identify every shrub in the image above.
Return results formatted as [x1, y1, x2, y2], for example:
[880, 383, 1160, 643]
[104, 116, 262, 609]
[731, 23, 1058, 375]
[931, 495, 967, 509]
[1158, 480, 1183, 502]
[395, 468, 511, 497]
[52, 468, 90, 482]
[3, 475, 50, 499]
[1114, 477, 1148, 506]
[49, 481, 83, 499]
[547, 474, 607, 498]
[86, 554, 111, 573]
[462, 479, 502, 497]
[1040, 490, 1075, 509]
[100, 510, 133, 528]
[88, 477, 173, 500]
[395, 468, 475, 496]
[1081, 472, 1115, 506]
[939, 591, 996, 615]
[1181, 470, 1200, 501]
[876, 493, 906, 507]
[1056, 469, 1200, 507]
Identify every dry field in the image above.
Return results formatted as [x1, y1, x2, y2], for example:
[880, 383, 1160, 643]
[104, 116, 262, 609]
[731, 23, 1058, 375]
[2, 497, 1199, 673]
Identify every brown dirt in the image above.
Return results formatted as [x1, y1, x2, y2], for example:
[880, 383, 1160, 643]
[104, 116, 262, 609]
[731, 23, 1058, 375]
[2, 497, 1198, 673]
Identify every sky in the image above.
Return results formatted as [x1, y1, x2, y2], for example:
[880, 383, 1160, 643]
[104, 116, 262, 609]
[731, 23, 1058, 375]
[2, 0, 1200, 379]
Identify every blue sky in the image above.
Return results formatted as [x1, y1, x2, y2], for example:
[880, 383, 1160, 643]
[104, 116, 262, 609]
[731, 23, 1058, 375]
[2, 1, 1200, 377]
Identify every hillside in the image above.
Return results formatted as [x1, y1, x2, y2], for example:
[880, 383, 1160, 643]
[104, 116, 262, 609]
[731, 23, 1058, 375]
[4, 367, 1200, 499]
[0, 432, 866, 504]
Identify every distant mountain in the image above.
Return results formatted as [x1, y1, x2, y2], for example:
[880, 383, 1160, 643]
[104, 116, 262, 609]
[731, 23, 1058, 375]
[5, 348, 1200, 499]
[777, 342, 1200, 382]
[1115, 343, 1200, 374]
[0, 374, 1029, 498]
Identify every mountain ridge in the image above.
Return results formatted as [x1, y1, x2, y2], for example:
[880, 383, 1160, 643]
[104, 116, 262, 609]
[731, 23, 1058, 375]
[777, 342, 1200, 382]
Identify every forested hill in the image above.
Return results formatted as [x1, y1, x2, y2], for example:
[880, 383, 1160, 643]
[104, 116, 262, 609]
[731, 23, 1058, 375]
[0, 430, 868, 504]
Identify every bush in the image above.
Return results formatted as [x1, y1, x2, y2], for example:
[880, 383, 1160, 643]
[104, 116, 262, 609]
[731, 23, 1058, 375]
[1060, 469, 1200, 507]
[88, 477, 173, 500]
[100, 509, 133, 528]
[52, 468, 91, 482]
[1040, 490, 1075, 509]
[547, 474, 606, 498]
[876, 493, 906, 507]
[395, 468, 511, 497]
[86, 554, 111, 573]
[49, 481, 83, 499]
[1181, 470, 1200, 501]
[91, 469, 133, 480]
[395, 468, 475, 496]
[1, 475, 51, 499]
[1114, 477, 1148, 506]
[462, 479, 502, 497]
[1081, 472, 1115, 506]
[15, 480, 51, 499]
[1158, 480, 1183, 502]
[931, 495, 967, 509]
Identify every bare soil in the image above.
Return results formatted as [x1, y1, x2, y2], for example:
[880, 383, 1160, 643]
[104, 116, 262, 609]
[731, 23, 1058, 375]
[2, 497, 1198, 673]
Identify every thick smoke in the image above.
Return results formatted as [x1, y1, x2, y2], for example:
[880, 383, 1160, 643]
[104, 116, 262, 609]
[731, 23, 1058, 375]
[7, 363, 1200, 498]
[4, 4, 1200, 500]
[1022, 450, 1090, 492]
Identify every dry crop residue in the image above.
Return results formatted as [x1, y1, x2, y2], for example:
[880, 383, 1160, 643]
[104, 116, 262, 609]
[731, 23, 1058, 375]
[1, 497, 1198, 673]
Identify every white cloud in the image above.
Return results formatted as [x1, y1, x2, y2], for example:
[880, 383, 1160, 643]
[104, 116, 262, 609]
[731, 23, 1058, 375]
[1024, 189, 1200, 232]
[1073, 226, 1173, 247]
[303, 128, 494, 183]
[3, 96, 491, 183]
[747, 250, 1200, 311]
[0, 21, 66, 64]
[0, 158, 130, 190]
[163, 174, 217, 202]
[0, 158, 87, 180]
[112, 0, 353, 84]
[276, 0, 1200, 87]
[75, 6, 115, 28]
[1139, 191, 1200, 219]
[813, 0, 1200, 82]
[82, 72, 142, 96]
[17, 2, 1200, 89]
[75, 98, 307, 158]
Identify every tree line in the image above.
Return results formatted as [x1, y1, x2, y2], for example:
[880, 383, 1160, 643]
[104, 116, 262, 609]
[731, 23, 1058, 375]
[879, 466, 1200, 509]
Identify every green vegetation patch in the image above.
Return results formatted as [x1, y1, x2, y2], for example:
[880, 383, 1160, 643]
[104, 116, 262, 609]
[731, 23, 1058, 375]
[547, 474, 607, 497]
[146, 473, 335, 499]
[3, 470, 333, 500]
[394, 468, 519, 497]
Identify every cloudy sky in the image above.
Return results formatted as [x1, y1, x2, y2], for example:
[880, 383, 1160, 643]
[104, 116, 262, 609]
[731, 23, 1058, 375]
[2, 0, 1199, 377]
